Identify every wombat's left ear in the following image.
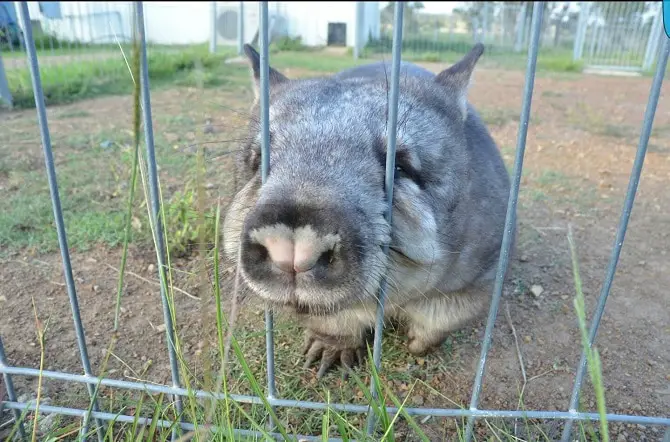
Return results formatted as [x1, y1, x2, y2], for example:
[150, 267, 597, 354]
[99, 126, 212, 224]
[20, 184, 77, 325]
[243, 44, 290, 101]
[434, 43, 484, 121]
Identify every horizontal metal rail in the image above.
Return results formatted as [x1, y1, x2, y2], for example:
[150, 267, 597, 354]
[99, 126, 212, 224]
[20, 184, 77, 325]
[1, 402, 342, 442]
[1, 366, 669, 427]
[2, 397, 669, 428]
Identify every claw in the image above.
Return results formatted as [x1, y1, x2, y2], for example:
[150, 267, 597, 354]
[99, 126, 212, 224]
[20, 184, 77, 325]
[341, 350, 354, 370]
[301, 331, 367, 379]
[303, 340, 324, 369]
[356, 348, 365, 366]
[302, 334, 316, 355]
[316, 347, 339, 379]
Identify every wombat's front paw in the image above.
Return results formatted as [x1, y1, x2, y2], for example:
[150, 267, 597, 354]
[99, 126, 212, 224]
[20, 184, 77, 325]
[407, 325, 446, 356]
[302, 330, 366, 379]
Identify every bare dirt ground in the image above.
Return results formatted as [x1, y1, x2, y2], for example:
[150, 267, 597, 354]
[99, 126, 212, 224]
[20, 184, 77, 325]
[1, 61, 669, 441]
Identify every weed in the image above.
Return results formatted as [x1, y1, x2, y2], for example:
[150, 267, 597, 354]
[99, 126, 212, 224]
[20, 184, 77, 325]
[163, 185, 217, 258]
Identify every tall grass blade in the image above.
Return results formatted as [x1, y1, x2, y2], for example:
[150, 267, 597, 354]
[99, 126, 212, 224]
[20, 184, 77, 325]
[567, 225, 609, 442]
[113, 6, 142, 332]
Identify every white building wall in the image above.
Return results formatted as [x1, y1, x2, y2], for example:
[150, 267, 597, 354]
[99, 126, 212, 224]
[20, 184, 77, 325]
[18, 1, 380, 48]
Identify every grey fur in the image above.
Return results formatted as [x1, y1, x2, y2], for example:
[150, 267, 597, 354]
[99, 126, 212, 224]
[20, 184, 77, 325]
[222, 43, 515, 378]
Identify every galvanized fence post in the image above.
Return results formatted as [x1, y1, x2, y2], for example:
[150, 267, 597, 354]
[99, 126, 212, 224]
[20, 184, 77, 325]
[573, 2, 589, 62]
[463, 2, 544, 441]
[365, 1, 403, 435]
[258, 0, 278, 430]
[134, 2, 184, 440]
[643, 4, 663, 71]
[0, 53, 12, 108]
[210, 1, 217, 54]
[560, 32, 670, 442]
[238, 1, 245, 55]
[0, 337, 25, 439]
[16, 1, 107, 439]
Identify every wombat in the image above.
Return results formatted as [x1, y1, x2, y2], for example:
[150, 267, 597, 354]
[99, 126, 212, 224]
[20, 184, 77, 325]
[222, 43, 515, 379]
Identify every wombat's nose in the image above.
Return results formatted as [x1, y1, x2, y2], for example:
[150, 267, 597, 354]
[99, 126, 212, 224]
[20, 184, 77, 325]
[259, 233, 332, 274]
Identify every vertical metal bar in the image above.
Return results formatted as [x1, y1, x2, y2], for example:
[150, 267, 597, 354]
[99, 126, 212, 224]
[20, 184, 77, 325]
[0, 336, 26, 439]
[134, 3, 183, 440]
[210, 1, 217, 54]
[617, 1, 629, 67]
[573, 2, 588, 62]
[237, 1, 245, 55]
[463, 2, 543, 441]
[595, 7, 606, 64]
[16, 3, 106, 441]
[643, 5, 663, 71]
[560, 33, 670, 442]
[514, 3, 526, 52]
[353, 1, 364, 60]
[623, 2, 634, 67]
[258, 0, 277, 431]
[0, 53, 13, 108]
[365, 1, 403, 436]
[630, 2, 649, 68]
[619, 1, 631, 68]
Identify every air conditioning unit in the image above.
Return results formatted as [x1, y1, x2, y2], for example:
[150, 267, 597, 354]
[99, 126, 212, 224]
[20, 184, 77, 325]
[214, 2, 288, 47]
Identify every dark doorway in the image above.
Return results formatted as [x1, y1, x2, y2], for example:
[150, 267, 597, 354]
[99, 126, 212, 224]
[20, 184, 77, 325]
[327, 22, 347, 46]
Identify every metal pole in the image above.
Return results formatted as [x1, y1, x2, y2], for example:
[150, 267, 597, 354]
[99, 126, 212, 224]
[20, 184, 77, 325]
[560, 33, 670, 442]
[463, 2, 544, 441]
[365, 0, 403, 435]
[16, 2, 107, 440]
[210, 1, 217, 54]
[0, 337, 25, 439]
[238, 1, 245, 55]
[643, 4, 663, 71]
[573, 2, 589, 61]
[354, 1, 364, 60]
[258, 0, 278, 431]
[0, 53, 13, 108]
[135, 2, 184, 440]
[514, 3, 526, 52]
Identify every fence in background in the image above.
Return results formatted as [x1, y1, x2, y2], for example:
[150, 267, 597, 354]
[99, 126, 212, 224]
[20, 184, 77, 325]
[369, 1, 665, 72]
[1, 0, 670, 441]
[571, 1, 665, 71]
[1, 1, 667, 109]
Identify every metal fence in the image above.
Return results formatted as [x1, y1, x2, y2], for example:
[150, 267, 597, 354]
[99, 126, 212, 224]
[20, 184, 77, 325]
[372, 1, 665, 72]
[0, 1, 669, 441]
[1, 1, 667, 110]
[571, 1, 665, 71]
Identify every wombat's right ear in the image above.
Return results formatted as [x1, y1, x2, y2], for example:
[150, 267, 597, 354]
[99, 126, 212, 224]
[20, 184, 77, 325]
[243, 44, 289, 101]
[434, 43, 484, 121]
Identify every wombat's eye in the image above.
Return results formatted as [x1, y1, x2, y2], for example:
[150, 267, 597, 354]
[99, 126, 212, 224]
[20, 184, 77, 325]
[247, 149, 260, 173]
[394, 162, 424, 189]
[394, 165, 409, 179]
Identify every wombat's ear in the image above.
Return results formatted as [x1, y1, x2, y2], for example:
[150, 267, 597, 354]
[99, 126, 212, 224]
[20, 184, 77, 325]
[434, 43, 484, 121]
[243, 44, 289, 101]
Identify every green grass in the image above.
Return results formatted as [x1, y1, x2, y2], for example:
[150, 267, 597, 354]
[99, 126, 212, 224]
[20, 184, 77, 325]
[364, 35, 584, 73]
[3, 37, 589, 113]
[5, 44, 238, 109]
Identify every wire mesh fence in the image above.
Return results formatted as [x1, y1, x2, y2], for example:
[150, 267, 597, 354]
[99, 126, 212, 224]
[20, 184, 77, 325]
[1, 1, 670, 441]
[1, 1, 666, 110]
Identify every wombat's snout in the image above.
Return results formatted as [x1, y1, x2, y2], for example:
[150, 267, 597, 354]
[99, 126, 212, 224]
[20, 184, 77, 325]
[238, 195, 364, 306]
[249, 226, 338, 275]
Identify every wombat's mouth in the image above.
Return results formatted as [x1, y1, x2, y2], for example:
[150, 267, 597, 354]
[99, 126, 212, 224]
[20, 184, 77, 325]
[264, 294, 351, 317]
